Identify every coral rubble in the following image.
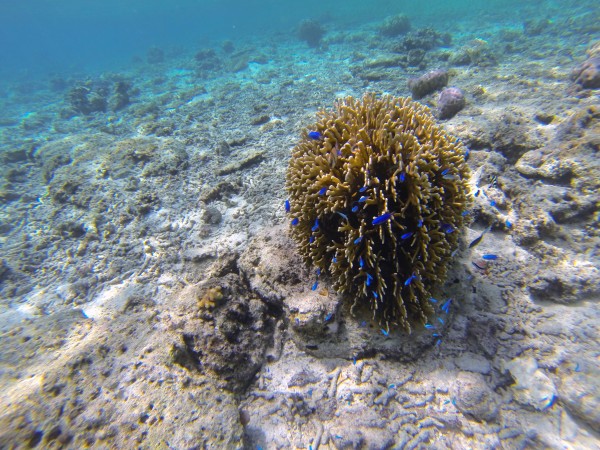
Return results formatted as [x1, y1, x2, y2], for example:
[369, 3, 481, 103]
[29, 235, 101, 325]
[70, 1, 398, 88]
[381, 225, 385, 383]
[286, 94, 471, 331]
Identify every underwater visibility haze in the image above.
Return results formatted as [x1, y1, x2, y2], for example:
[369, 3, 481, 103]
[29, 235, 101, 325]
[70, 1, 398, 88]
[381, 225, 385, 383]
[0, 0, 599, 448]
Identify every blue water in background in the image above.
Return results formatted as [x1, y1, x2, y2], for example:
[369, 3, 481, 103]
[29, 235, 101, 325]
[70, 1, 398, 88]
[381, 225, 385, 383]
[0, 0, 523, 81]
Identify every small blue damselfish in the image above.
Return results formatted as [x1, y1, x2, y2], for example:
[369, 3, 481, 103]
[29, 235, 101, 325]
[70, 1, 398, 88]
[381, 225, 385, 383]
[372, 212, 393, 226]
[308, 131, 321, 140]
[482, 254, 498, 260]
[404, 274, 417, 286]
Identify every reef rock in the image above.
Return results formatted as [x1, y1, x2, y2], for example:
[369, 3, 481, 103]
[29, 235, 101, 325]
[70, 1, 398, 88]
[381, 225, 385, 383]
[502, 356, 557, 411]
[407, 70, 448, 99]
[452, 372, 501, 422]
[437, 87, 466, 119]
[571, 56, 600, 89]
[559, 370, 600, 433]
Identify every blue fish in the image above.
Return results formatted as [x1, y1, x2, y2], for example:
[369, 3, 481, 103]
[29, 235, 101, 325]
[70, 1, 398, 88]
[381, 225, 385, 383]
[381, 328, 389, 336]
[461, 210, 469, 216]
[308, 131, 321, 140]
[309, 236, 315, 243]
[388, 384, 396, 389]
[435, 339, 442, 346]
[464, 149, 470, 161]
[311, 281, 318, 291]
[399, 172, 406, 182]
[444, 399, 451, 405]
[285, 199, 290, 212]
[441, 168, 450, 176]
[490, 200, 496, 207]
[351, 205, 359, 213]
[417, 219, 423, 227]
[401, 231, 413, 240]
[318, 187, 327, 195]
[441, 298, 452, 314]
[429, 297, 438, 303]
[325, 313, 333, 322]
[353, 357, 356, 365]
[359, 257, 364, 268]
[482, 254, 498, 260]
[354, 236, 363, 245]
[475, 189, 480, 197]
[505, 220, 512, 228]
[373, 291, 378, 299]
[315, 268, 321, 276]
[432, 333, 441, 337]
[291, 218, 299, 226]
[438, 317, 444, 325]
[332, 256, 338, 263]
[358, 196, 368, 203]
[311, 218, 319, 232]
[372, 212, 393, 226]
[366, 273, 373, 286]
[404, 274, 417, 286]
[359, 186, 368, 193]
[442, 224, 454, 234]
[424, 323, 435, 329]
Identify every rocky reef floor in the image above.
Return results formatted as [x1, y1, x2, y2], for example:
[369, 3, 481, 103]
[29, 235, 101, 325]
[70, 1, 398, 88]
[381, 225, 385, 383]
[0, 3, 599, 448]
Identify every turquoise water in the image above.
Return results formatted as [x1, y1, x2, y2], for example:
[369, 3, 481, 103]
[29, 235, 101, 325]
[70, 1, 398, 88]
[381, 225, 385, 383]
[0, 0, 528, 78]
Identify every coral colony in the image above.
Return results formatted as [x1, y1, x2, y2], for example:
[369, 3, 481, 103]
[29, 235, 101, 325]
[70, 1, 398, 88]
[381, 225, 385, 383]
[286, 94, 471, 332]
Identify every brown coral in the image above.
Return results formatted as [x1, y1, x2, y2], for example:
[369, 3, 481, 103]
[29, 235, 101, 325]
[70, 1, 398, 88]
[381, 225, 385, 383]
[286, 94, 471, 331]
[198, 286, 224, 310]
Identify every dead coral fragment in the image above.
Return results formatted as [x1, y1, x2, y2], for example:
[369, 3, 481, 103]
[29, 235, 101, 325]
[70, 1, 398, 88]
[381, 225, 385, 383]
[198, 286, 224, 310]
[286, 94, 471, 332]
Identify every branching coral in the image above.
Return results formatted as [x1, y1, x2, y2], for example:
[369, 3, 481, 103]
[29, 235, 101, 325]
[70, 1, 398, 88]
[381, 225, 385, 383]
[286, 94, 471, 332]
